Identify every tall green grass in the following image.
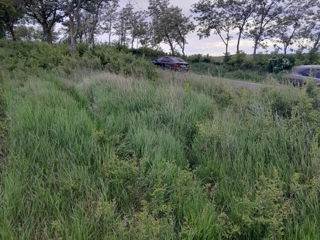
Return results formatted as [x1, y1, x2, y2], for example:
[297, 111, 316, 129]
[190, 62, 278, 83]
[0, 40, 158, 81]
[1, 42, 320, 239]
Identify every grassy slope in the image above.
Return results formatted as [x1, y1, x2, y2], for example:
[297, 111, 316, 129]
[190, 62, 274, 83]
[1, 42, 320, 239]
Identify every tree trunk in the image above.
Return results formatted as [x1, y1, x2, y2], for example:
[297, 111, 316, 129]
[284, 43, 288, 55]
[182, 41, 185, 57]
[68, 0, 82, 54]
[253, 21, 264, 56]
[69, 19, 76, 54]
[236, 30, 243, 54]
[107, 19, 112, 45]
[165, 33, 175, 55]
[108, 32, 112, 45]
[313, 33, 320, 51]
[88, 31, 94, 53]
[42, 23, 52, 44]
[79, 32, 83, 43]
[224, 41, 229, 62]
[168, 39, 175, 55]
[224, 32, 230, 58]
[253, 38, 259, 56]
[181, 35, 186, 56]
[7, 24, 16, 41]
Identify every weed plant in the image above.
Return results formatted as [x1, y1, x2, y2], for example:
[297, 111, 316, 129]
[1, 42, 320, 239]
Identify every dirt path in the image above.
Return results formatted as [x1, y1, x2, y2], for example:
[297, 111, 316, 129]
[159, 70, 269, 90]
[225, 78, 263, 89]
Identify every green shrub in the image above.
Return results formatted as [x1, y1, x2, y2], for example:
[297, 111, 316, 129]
[77, 43, 88, 57]
[268, 55, 293, 73]
[0, 40, 158, 81]
[233, 170, 293, 240]
[228, 52, 247, 69]
[2, 40, 320, 239]
[306, 49, 320, 65]
[187, 54, 214, 63]
[129, 47, 166, 60]
[270, 90, 298, 118]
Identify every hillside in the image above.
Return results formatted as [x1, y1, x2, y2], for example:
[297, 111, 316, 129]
[1, 42, 320, 239]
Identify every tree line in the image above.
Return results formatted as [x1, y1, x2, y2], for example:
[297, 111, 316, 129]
[0, 0, 319, 56]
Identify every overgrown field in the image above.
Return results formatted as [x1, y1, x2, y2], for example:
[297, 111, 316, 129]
[1, 42, 320, 239]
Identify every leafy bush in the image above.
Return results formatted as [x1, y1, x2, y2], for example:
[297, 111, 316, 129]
[270, 90, 298, 118]
[129, 47, 167, 60]
[268, 55, 293, 73]
[2, 41, 320, 239]
[0, 40, 158, 81]
[228, 52, 248, 69]
[234, 170, 293, 240]
[187, 54, 214, 63]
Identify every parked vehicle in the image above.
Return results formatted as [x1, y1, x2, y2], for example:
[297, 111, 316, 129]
[283, 65, 320, 87]
[152, 56, 190, 71]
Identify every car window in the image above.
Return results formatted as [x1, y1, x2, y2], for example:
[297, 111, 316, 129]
[313, 69, 320, 78]
[175, 58, 185, 63]
[299, 69, 310, 77]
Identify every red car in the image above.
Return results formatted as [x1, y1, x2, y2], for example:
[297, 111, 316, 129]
[152, 56, 190, 72]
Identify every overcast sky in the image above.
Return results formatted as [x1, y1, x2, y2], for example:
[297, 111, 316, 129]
[113, 0, 263, 56]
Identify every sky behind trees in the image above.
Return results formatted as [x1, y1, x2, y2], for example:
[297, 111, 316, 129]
[114, 0, 269, 56]
[1, 0, 315, 57]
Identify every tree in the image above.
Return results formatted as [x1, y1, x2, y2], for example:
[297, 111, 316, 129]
[149, 0, 194, 55]
[230, 0, 256, 53]
[83, 0, 109, 53]
[171, 7, 194, 56]
[193, 0, 234, 57]
[62, 0, 84, 54]
[273, 0, 309, 55]
[301, 2, 320, 51]
[102, 0, 119, 45]
[148, 0, 175, 54]
[23, 0, 63, 43]
[0, 0, 24, 41]
[0, 4, 5, 38]
[114, 3, 132, 46]
[128, 10, 149, 49]
[245, 0, 284, 56]
[15, 25, 44, 41]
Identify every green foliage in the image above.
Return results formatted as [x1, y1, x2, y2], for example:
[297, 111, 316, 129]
[306, 49, 320, 65]
[191, 62, 268, 82]
[293, 50, 320, 66]
[268, 55, 293, 73]
[129, 47, 167, 60]
[189, 52, 318, 83]
[187, 54, 214, 63]
[234, 170, 293, 240]
[0, 40, 158, 81]
[0, 0, 24, 39]
[270, 90, 298, 118]
[228, 52, 253, 69]
[1, 42, 320, 239]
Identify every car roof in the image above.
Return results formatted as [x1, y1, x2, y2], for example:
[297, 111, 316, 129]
[155, 56, 188, 64]
[294, 65, 320, 70]
[160, 56, 183, 59]
[163, 56, 187, 61]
